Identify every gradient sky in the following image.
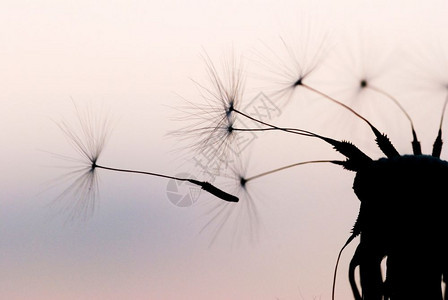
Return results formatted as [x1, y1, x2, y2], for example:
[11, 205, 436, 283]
[1, 0, 448, 299]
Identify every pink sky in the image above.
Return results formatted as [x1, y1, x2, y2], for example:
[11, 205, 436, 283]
[1, 0, 448, 299]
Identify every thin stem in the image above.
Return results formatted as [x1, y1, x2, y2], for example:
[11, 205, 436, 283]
[94, 164, 239, 202]
[300, 82, 400, 158]
[367, 84, 415, 130]
[438, 92, 448, 130]
[231, 108, 374, 166]
[95, 164, 188, 181]
[432, 92, 448, 158]
[367, 84, 421, 155]
[232, 108, 316, 137]
[332, 234, 358, 300]
[245, 160, 341, 182]
[232, 126, 314, 137]
[301, 83, 374, 127]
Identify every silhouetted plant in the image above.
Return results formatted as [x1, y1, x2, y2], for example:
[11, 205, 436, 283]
[177, 41, 448, 299]
[51, 32, 448, 300]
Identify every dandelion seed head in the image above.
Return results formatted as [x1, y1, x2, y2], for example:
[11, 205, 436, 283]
[50, 103, 112, 222]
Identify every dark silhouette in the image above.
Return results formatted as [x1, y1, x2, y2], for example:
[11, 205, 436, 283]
[183, 58, 448, 298]
[225, 72, 448, 298]
[329, 80, 448, 300]
[350, 154, 448, 299]
[55, 55, 448, 298]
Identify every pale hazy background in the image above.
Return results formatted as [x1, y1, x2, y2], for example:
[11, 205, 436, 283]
[1, 0, 448, 299]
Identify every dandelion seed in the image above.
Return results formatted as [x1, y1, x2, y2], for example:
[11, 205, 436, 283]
[198, 156, 260, 246]
[51, 103, 239, 222]
[252, 25, 331, 106]
[329, 33, 426, 154]
[51, 103, 111, 222]
[252, 30, 404, 158]
[171, 51, 246, 171]
[328, 29, 399, 97]
[329, 33, 421, 153]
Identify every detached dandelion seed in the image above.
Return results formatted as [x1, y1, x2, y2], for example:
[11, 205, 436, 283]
[253, 27, 331, 106]
[51, 103, 239, 222]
